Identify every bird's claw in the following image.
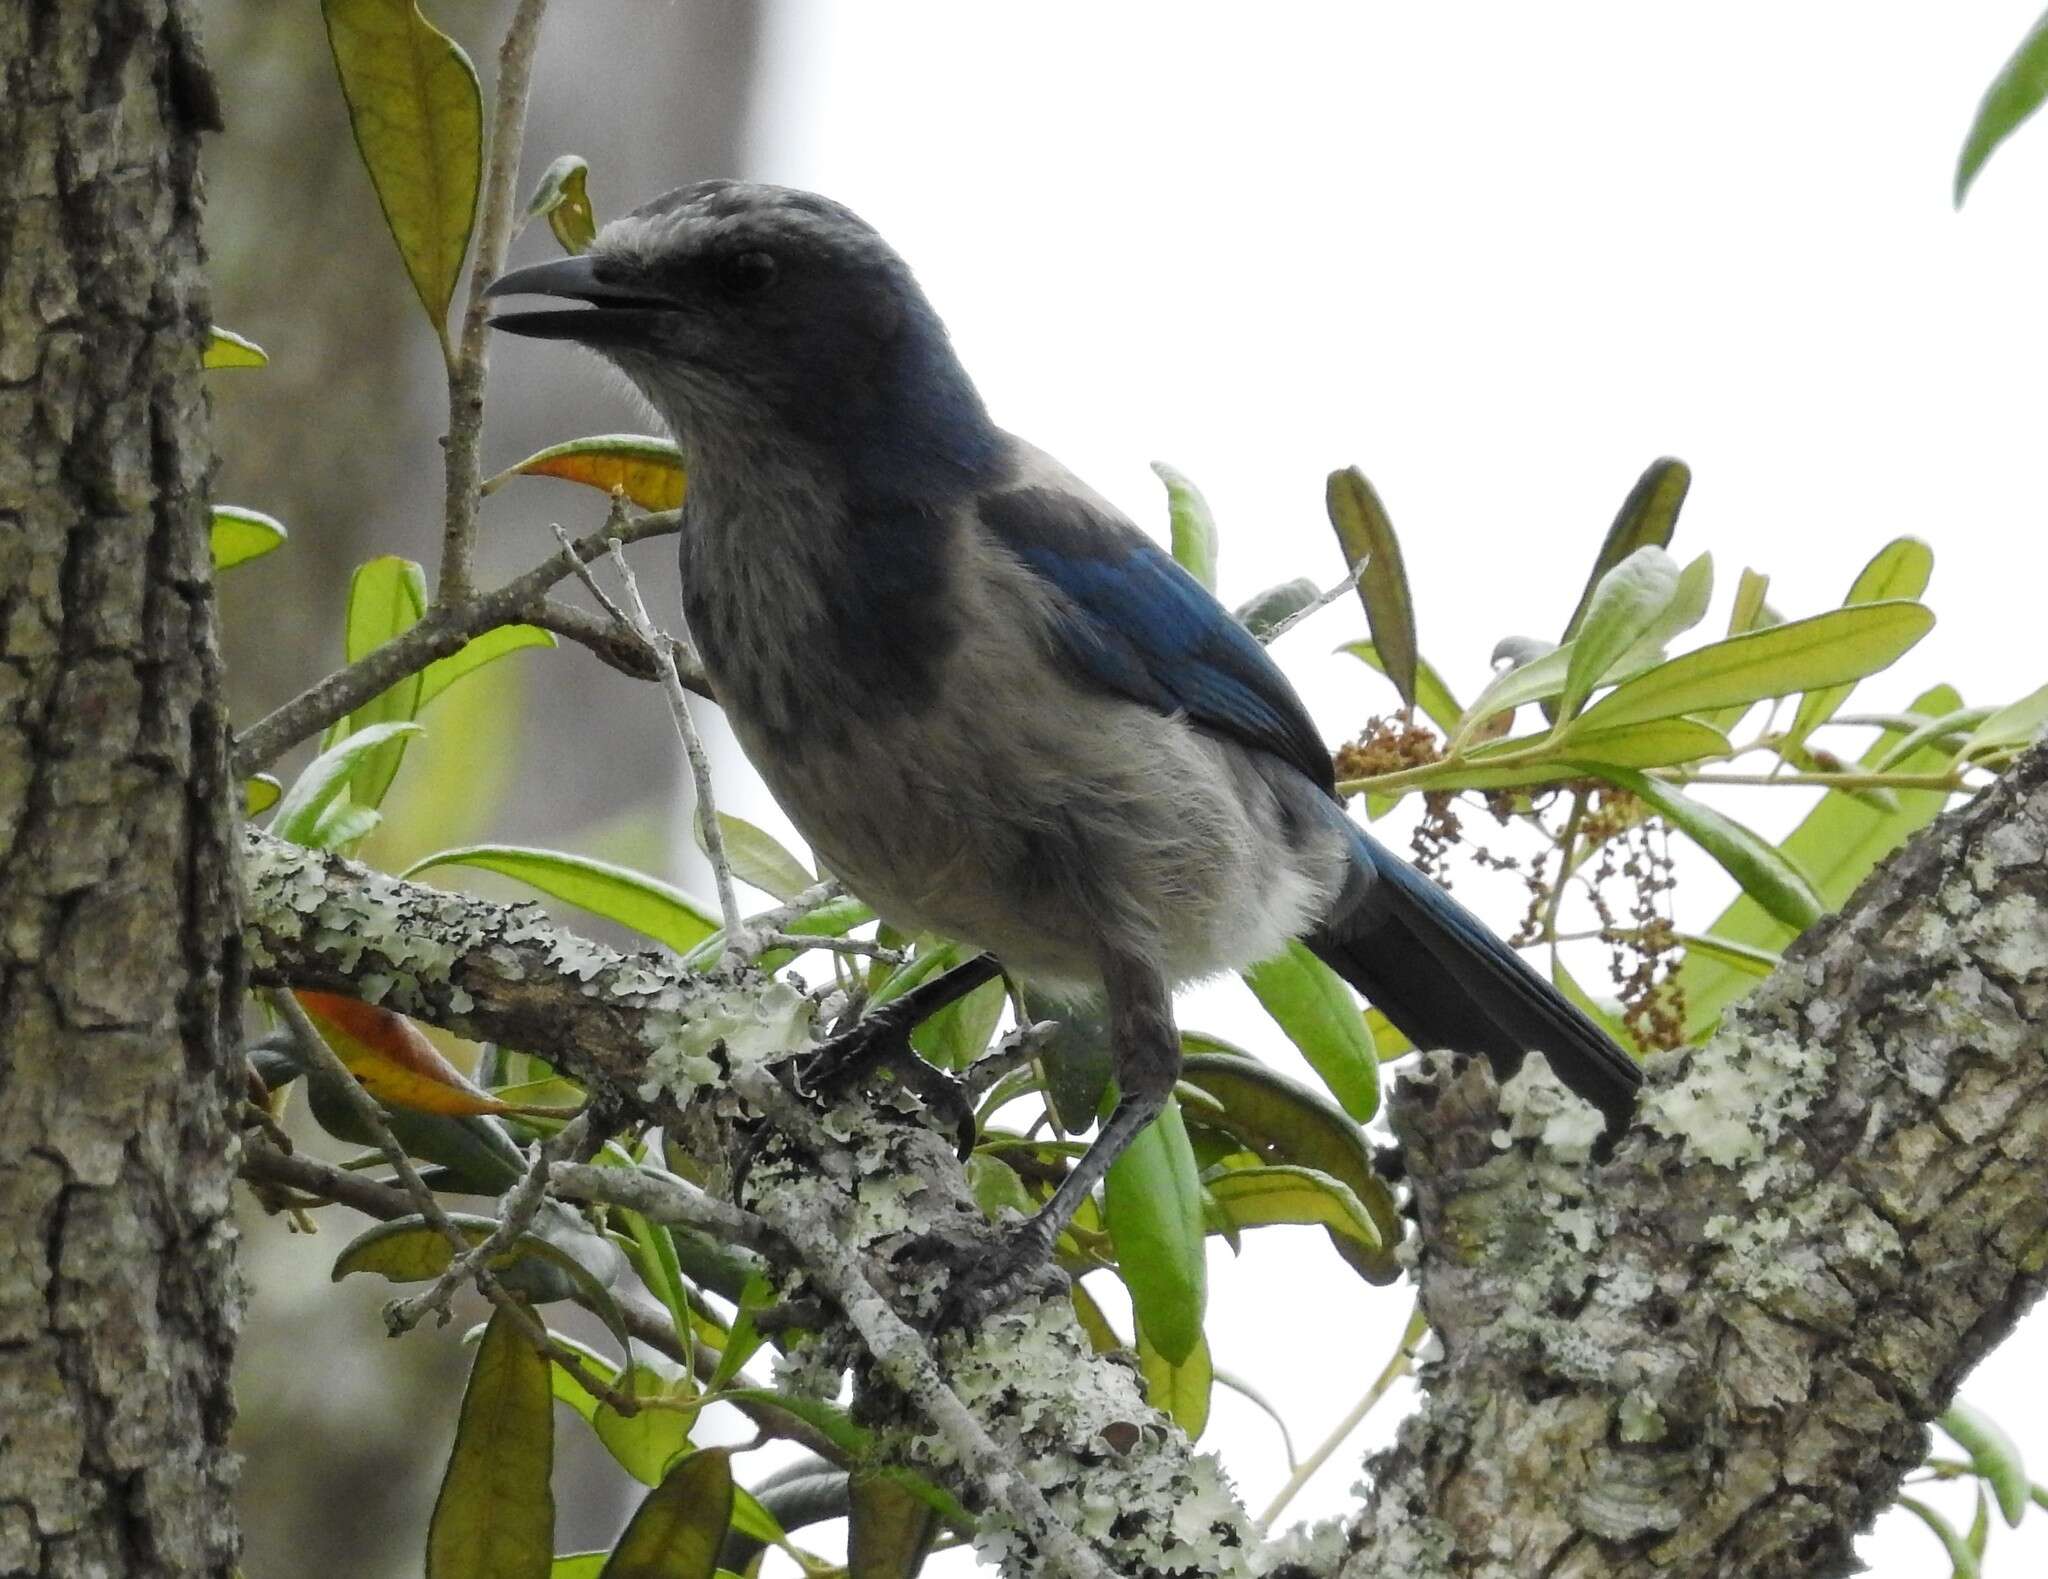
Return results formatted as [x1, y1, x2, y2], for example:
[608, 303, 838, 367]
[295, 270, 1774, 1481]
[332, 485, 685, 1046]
[795, 1018, 980, 1160]
[893, 1218, 1068, 1334]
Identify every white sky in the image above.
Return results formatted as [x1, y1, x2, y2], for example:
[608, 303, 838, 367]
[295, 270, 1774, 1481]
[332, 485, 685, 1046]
[668, 4, 2048, 1571]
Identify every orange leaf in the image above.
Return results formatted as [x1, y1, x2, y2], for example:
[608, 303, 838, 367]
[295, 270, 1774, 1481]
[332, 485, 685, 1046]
[295, 990, 514, 1118]
[482, 434, 685, 512]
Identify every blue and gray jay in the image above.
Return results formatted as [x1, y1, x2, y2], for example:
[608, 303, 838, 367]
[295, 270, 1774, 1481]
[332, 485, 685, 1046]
[489, 181, 1640, 1303]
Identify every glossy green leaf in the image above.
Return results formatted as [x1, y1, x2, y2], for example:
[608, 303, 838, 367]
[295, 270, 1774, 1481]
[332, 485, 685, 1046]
[1957, 680, 2048, 762]
[1338, 641, 1464, 733]
[322, 0, 482, 340]
[333, 555, 431, 811]
[1957, 8, 2048, 205]
[546, 1337, 695, 1487]
[695, 810, 812, 901]
[1558, 547, 1680, 723]
[483, 434, 686, 513]
[526, 153, 596, 254]
[1674, 684, 1964, 1038]
[404, 844, 720, 955]
[203, 327, 269, 368]
[1938, 1400, 2029, 1526]
[1204, 1163, 1380, 1250]
[848, 1470, 940, 1579]
[419, 624, 557, 709]
[243, 774, 282, 817]
[1104, 1095, 1206, 1365]
[270, 721, 421, 846]
[1560, 457, 1691, 644]
[1570, 601, 1935, 736]
[1241, 940, 1379, 1121]
[1136, 1322, 1211, 1440]
[601, 1448, 731, 1579]
[1325, 466, 1418, 710]
[1592, 767, 1823, 932]
[427, 1307, 554, 1579]
[1154, 462, 1219, 593]
[1784, 538, 1934, 751]
[1178, 1053, 1401, 1283]
[1556, 717, 1730, 771]
[1896, 1495, 1981, 1579]
[210, 505, 287, 570]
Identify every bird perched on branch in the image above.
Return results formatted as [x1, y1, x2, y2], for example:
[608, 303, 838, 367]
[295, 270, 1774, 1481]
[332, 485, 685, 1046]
[488, 181, 1640, 1312]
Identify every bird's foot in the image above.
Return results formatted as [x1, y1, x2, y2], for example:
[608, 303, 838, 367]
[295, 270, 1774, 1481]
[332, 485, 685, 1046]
[893, 1216, 1068, 1334]
[795, 1016, 979, 1160]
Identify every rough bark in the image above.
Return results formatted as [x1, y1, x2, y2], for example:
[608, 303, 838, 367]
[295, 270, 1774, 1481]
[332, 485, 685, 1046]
[1331, 746, 2048, 1579]
[0, 4, 241, 1575]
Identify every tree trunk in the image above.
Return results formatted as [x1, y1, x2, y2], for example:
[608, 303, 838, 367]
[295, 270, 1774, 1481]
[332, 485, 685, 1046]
[0, 4, 240, 1575]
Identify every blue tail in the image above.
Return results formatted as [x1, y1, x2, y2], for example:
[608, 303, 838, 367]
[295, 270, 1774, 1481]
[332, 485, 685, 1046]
[1306, 827, 1642, 1137]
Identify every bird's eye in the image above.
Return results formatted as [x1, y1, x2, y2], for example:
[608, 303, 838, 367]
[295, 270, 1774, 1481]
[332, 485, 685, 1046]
[718, 250, 778, 296]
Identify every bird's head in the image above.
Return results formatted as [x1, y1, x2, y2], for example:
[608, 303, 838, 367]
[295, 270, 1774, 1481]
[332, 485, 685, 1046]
[487, 180, 999, 494]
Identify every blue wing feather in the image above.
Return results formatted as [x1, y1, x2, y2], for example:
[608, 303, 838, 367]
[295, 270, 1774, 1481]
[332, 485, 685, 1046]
[978, 485, 1336, 793]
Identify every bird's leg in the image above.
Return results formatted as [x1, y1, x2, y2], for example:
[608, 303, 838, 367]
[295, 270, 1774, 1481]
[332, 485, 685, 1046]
[796, 953, 1003, 1156]
[931, 948, 1179, 1322]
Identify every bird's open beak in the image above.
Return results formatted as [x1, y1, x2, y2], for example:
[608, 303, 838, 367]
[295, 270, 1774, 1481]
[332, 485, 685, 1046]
[485, 255, 674, 343]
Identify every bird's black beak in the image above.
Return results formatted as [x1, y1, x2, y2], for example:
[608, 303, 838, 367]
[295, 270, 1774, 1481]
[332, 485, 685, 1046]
[485, 255, 674, 343]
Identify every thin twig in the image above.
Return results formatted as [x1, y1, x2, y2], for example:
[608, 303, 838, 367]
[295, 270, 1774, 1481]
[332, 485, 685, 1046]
[439, 0, 551, 599]
[388, 1112, 592, 1332]
[742, 877, 847, 937]
[232, 508, 687, 776]
[549, 1161, 776, 1258]
[1260, 557, 1371, 646]
[267, 991, 635, 1414]
[1257, 1298, 1427, 1531]
[750, 931, 904, 964]
[737, 1068, 1116, 1579]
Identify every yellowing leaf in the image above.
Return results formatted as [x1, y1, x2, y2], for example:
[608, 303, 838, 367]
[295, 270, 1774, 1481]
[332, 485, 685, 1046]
[210, 505, 287, 570]
[243, 774, 282, 816]
[322, 0, 483, 341]
[526, 153, 597, 255]
[203, 327, 269, 369]
[484, 435, 687, 513]
[427, 1308, 554, 1579]
[601, 1449, 732, 1579]
[295, 989, 512, 1117]
[1326, 466, 1418, 711]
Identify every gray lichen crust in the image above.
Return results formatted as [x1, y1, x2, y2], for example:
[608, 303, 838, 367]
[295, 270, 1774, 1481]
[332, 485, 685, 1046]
[1333, 750, 2048, 1579]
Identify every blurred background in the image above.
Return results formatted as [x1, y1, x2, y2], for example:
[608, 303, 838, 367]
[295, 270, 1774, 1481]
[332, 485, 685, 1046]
[205, 3, 2048, 1573]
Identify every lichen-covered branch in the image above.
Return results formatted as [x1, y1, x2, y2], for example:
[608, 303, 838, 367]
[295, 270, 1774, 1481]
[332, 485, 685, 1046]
[239, 828, 1260, 1578]
[1328, 746, 2048, 1579]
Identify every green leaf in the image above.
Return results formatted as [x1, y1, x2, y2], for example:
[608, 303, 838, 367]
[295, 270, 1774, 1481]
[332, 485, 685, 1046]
[1154, 462, 1218, 592]
[270, 721, 422, 847]
[1558, 547, 1681, 723]
[1136, 1322, 1211, 1440]
[427, 1307, 554, 1579]
[1325, 467, 1418, 710]
[1178, 1053, 1401, 1283]
[1591, 767, 1824, 933]
[1663, 931, 1780, 978]
[1896, 1495, 1982, 1579]
[1783, 538, 1934, 751]
[1236, 578, 1321, 640]
[1871, 706, 1994, 772]
[1560, 457, 1691, 645]
[333, 555, 432, 812]
[1241, 940, 1379, 1122]
[910, 971, 1007, 1073]
[714, 1389, 873, 1458]
[404, 844, 720, 955]
[551, 1557, 606, 1579]
[483, 434, 687, 513]
[1453, 643, 1576, 744]
[420, 624, 557, 709]
[1673, 684, 1964, 1038]
[322, 0, 482, 341]
[601, 1448, 731, 1579]
[243, 774, 282, 817]
[546, 1337, 696, 1488]
[1956, 681, 2048, 762]
[1938, 1400, 2030, 1527]
[1569, 601, 1936, 736]
[1957, 8, 2048, 205]
[848, 1470, 940, 1579]
[210, 505, 287, 570]
[1338, 641, 1464, 734]
[694, 811, 812, 901]
[1203, 1163, 1380, 1250]
[1700, 567, 1776, 733]
[526, 153, 597, 255]
[706, 1271, 771, 1393]
[1070, 1279, 1123, 1353]
[1104, 1095, 1206, 1365]
[203, 327, 269, 369]
[1553, 717, 1730, 771]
